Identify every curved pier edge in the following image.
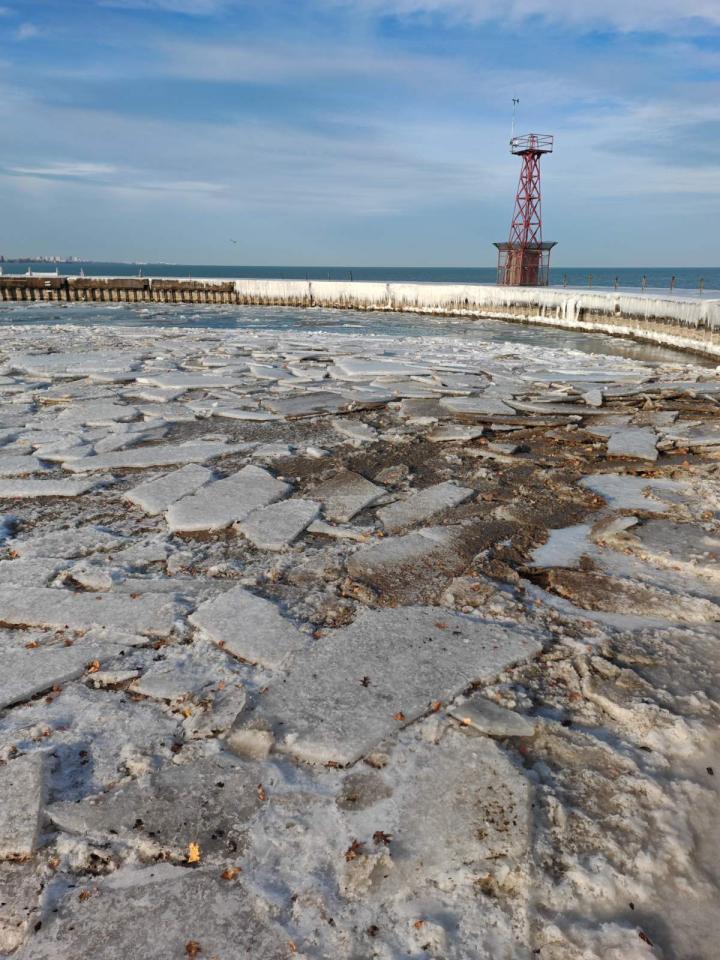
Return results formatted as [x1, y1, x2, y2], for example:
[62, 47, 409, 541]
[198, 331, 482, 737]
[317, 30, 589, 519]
[1, 276, 719, 360]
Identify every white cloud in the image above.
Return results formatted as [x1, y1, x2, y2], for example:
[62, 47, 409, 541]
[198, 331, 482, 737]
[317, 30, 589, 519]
[94, 0, 720, 29]
[329, 0, 720, 31]
[5, 160, 225, 196]
[98, 0, 224, 13]
[8, 161, 118, 179]
[156, 38, 467, 87]
[15, 22, 39, 40]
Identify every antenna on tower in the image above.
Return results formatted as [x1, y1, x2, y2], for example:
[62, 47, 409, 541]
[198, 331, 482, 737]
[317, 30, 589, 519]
[511, 98, 520, 141]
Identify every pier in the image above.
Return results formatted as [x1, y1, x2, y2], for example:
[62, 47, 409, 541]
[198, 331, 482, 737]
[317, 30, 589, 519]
[1, 275, 719, 358]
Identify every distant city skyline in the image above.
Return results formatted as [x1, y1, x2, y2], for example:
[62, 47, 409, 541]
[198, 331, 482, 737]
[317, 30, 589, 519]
[1, 1, 718, 267]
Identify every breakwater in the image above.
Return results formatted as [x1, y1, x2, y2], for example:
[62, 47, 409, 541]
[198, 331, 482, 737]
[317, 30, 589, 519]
[2, 276, 719, 358]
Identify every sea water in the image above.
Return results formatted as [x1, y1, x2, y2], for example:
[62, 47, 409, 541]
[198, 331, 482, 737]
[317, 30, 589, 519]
[1, 262, 719, 293]
[0, 301, 713, 367]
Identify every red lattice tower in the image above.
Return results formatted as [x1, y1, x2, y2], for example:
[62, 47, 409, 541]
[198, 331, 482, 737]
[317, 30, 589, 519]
[494, 133, 556, 287]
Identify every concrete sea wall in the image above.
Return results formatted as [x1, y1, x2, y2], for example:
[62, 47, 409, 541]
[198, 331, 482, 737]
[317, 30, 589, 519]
[2, 275, 719, 359]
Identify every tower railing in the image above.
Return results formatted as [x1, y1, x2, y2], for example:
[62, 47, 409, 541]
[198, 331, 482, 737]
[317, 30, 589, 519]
[510, 134, 554, 155]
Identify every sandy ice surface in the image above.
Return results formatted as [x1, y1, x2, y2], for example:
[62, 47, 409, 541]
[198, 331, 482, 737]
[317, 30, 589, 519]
[0, 319, 718, 959]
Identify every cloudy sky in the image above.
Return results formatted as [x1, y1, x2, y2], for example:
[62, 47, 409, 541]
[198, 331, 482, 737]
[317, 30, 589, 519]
[1, 0, 718, 265]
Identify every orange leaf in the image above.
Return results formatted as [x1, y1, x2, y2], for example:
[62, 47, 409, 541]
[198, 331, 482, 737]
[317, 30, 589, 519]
[344, 839, 364, 861]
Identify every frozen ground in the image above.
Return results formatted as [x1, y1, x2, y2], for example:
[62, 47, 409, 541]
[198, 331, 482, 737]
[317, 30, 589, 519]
[0, 318, 718, 959]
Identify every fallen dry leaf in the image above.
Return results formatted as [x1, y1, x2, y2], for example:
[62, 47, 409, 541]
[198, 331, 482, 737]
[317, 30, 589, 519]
[187, 842, 201, 864]
[257, 783, 267, 802]
[86, 660, 101, 674]
[393, 712, 406, 722]
[373, 830, 392, 846]
[344, 839, 364, 861]
[185, 941, 202, 958]
[221, 867, 241, 881]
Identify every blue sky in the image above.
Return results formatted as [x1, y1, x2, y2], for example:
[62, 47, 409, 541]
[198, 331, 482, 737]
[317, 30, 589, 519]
[1, 0, 719, 265]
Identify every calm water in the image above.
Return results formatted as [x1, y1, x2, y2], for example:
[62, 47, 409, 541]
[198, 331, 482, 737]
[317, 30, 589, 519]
[0, 301, 712, 367]
[2, 262, 719, 293]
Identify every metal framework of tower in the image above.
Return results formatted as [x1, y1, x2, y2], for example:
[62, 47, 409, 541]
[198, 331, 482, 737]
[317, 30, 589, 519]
[494, 133, 556, 287]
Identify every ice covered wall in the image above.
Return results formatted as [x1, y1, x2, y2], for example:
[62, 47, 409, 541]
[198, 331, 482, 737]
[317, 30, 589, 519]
[232, 279, 720, 332]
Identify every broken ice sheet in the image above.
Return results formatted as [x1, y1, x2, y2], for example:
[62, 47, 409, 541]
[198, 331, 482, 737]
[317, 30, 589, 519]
[47, 756, 263, 860]
[617, 520, 720, 580]
[8, 351, 146, 378]
[0, 477, 108, 498]
[0, 558, 69, 587]
[128, 640, 242, 706]
[541, 569, 720, 624]
[0, 455, 51, 476]
[0, 585, 186, 638]
[330, 356, 431, 380]
[165, 464, 291, 533]
[8, 525, 127, 559]
[190, 585, 307, 669]
[530, 523, 594, 569]
[340, 726, 531, 891]
[345, 525, 484, 603]
[0, 684, 179, 800]
[312, 470, 386, 522]
[0, 629, 147, 711]
[447, 694, 535, 737]
[376, 480, 474, 534]
[236, 498, 320, 550]
[440, 396, 516, 418]
[125, 463, 212, 516]
[331, 417, 378, 444]
[427, 424, 485, 443]
[17, 864, 290, 960]
[63, 439, 245, 473]
[607, 426, 658, 462]
[55, 400, 140, 427]
[0, 754, 45, 861]
[262, 390, 350, 418]
[235, 605, 542, 765]
[580, 473, 690, 513]
[0, 861, 43, 954]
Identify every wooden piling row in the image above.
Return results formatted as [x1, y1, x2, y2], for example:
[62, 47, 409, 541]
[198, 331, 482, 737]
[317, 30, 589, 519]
[0, 277, 239, 304]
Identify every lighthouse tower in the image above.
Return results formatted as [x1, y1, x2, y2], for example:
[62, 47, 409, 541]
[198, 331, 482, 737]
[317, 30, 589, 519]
[494, 133, 556, 286]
